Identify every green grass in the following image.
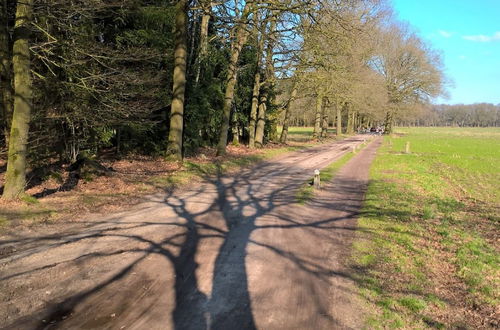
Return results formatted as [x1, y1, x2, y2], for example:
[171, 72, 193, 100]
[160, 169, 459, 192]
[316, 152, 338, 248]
[277, 126, 343, 142]
[295, 142, 365, 204]
[353, 127, 500, 328]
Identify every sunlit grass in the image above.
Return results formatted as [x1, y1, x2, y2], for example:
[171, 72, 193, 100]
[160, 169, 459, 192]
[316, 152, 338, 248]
[353, 127, 500, 328]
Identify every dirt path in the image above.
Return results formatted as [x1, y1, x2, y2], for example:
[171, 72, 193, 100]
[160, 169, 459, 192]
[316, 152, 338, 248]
[0, 136, 381, 330]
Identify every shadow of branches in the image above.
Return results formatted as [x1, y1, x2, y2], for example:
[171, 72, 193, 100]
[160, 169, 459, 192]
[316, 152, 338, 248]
[1, 137, 371, 329]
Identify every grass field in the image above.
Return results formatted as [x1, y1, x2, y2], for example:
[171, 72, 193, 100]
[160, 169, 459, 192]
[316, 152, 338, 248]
[353, 127, 499, 328]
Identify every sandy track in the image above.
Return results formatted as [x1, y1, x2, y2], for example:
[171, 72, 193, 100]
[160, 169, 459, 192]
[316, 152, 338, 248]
[0, 136, 381, 330]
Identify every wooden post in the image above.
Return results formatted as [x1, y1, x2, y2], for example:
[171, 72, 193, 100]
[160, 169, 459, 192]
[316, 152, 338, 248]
[352, 145, 356, 154]
[405, 141, 410, 154]
[313, 169, 321, 189]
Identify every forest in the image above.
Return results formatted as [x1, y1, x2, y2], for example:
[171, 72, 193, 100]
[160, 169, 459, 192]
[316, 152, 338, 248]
[1, 0, 446, 199]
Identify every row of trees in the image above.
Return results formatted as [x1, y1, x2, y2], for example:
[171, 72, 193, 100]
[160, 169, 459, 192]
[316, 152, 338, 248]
[1, 0, 446, 199]
[419, 104, 500, 127]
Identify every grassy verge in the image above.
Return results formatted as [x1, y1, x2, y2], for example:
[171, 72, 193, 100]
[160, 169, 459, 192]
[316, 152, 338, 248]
[352, 127, 499, 329]
[296, 140, 367, 204]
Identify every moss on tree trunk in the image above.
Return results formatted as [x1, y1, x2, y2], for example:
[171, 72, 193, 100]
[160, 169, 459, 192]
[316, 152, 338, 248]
[3, 0, 33, 200]
[166, 0, 188, 161]
[0, 0, 13, 145]
[384, 109, 394, 134]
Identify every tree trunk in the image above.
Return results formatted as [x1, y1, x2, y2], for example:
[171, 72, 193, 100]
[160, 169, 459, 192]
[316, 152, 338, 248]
[254, 13, 276, 148]
[195, 1, 211, 84]
[166, 0, 188, 161]
[255, 93, 267, 148]
[384, 109, 394, 134]
[0, 0, 13, 146]
[116, 126, 121, 155]
[216, 2, 253, 156]
[279, 82, 297, 144]
[321, 99, 328, 138]
[269, 118, 278, 142]
[312, 92, 323, 139]
[248, 65, 260, 148]
[3, 0, 33, 200]
[248, 19, 262, 148]
[336, 102, 342, 136]
[231, 108, 239, 145]
[346, 103, 354, 134]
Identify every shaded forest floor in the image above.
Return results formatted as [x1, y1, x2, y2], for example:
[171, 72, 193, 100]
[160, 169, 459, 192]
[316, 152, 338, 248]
[0, 128, 342, 229]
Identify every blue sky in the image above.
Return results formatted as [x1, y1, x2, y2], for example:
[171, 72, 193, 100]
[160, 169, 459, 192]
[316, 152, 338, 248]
[392, 0, 500, 105]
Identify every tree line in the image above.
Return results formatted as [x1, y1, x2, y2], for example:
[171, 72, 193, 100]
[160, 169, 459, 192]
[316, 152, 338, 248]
[1, 0, 445, 199]
[416, 104, 500, 127]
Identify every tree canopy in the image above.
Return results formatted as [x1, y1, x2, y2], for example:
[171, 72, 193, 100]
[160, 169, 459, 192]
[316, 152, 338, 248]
[0, 0, 454, 198]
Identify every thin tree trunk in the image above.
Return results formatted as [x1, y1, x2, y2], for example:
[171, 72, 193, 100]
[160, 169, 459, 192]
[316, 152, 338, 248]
[216, 2, 253, 155]
[0, 0, 13, 146]
[321, 99, 328, 138]
[255, 93, 267, 147]
[336, 102, 342, 136]
[248, 19, 262, 148]
[166, 0, 188, 161]
[312, 91, 323, 139]
[231, 107, 239, 145]
[384, 109, 394, 134]
[195, 1, 211, 84]
[116, 126, 121, 155]
[279, 81, 297, 144]
[346, 103, 353, 134]
[248, 66, 260, 148]
[3, 0, 33, 200]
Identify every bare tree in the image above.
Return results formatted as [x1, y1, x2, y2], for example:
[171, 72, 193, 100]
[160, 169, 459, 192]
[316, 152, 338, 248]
[371, 23, 445, 133]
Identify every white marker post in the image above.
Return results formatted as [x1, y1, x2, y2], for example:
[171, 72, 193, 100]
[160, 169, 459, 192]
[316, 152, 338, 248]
[314, 169, 321, 189]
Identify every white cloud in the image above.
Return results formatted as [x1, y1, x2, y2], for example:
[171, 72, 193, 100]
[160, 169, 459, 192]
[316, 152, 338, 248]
[459, 55, 467, 60]
[463, 31, 500, 42]
[438, 30, 453, 38]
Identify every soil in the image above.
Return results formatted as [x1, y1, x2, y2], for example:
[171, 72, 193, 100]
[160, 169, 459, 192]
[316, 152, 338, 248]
[0, 136, 381, 329]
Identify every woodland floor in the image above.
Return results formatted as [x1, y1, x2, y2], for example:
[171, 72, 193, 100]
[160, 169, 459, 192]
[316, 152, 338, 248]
[0, 135, 378, 329]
